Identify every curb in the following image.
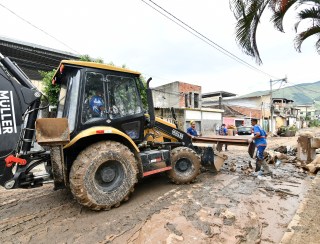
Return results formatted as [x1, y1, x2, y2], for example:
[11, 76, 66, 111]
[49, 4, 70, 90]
[280, 171, 320, 244]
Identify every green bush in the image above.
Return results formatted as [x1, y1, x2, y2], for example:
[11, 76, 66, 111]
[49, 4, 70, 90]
[308, 120, 320, 127]
[39, 69, 60, 106]
[277, 125, 297, 137]
[288, 125, 298, 131]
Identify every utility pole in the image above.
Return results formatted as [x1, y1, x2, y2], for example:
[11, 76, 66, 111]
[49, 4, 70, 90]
[270, 77, 287, 135]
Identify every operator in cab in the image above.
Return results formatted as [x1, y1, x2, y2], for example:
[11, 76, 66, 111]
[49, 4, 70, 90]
[89, 90, 106, 117]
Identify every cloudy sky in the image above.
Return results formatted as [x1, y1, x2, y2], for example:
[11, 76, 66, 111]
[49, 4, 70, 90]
[1, 0, 319, 96]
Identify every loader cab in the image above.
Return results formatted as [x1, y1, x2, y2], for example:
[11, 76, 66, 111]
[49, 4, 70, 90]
[53, 61, 146, 142]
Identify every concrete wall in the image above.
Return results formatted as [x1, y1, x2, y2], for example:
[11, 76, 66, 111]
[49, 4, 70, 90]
[152, 81, 202, 109]
[31, 79, 44, 92]
[154, 108, 185, 130]
[178, 82, 201, 108]
[153, 82, 180, 108]
[220, 95, 271, 109]
[184, 109, 222, 136]
[154, 107, 222, 136]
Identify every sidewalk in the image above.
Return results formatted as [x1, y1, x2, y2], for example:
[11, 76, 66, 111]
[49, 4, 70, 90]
[280, 171, 320, 244]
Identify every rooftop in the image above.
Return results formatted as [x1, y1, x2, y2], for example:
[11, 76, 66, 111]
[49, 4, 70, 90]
[202, 91, 236, 98]
[0, 35, 79, 80]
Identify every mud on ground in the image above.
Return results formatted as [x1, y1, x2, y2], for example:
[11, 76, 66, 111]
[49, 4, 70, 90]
[0, 130, 318, 243]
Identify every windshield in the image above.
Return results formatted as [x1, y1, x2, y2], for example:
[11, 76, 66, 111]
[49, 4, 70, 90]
[82, 72, 143, 123]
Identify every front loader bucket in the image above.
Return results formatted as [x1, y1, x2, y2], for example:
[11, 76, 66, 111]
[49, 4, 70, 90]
[36, 118, 70, 146]
[194, 145, 228, 172]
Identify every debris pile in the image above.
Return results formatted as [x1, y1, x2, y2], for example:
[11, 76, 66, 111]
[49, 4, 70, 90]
[305, 155, 320, 173]
[261, 132, 320, 175]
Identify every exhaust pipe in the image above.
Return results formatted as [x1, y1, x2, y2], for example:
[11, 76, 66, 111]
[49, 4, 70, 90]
[146, 77, 155, 128]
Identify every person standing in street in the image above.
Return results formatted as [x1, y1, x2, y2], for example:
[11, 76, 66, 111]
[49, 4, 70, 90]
[219, 124, 228, 151]
[187, 121, 199, 138]
[215, 123, 220, 135]
[251, 118, 271, 175]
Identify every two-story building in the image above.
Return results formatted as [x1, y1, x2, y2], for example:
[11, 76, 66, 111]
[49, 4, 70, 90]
[152, 81, 224, 135]
[202, 91, 300, 133]
[271, 97, 300, 128]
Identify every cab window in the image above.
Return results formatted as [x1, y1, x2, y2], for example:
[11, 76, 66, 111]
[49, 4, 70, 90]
[108, 75, 142, 119]
[82, 72, 105, 123]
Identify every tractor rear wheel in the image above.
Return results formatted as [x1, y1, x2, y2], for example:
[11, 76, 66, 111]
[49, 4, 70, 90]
[167, 147, 201, 184]
[69, 141, 138, 210]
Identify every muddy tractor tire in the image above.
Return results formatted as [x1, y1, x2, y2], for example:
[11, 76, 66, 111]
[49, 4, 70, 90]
[69, 141, 138, 210]
[167, 147, 201, 184]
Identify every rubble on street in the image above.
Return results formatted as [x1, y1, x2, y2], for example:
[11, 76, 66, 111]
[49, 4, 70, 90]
[1, 129, 320, 243]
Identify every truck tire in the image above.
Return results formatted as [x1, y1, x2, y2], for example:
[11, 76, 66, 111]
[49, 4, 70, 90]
[167, 147, 201, 184]
[69, 141, 138, 210]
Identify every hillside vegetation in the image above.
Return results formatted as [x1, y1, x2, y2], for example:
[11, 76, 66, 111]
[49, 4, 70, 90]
[243, 81, 320, 106]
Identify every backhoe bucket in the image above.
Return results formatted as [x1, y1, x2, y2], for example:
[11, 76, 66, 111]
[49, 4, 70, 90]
[36, 118, 70, 146]
[214, 152, 228, 171]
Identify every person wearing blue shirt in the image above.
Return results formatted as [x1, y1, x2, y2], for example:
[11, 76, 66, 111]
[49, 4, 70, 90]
[251, 118, 271, 175]
[89, 90, 105, 117]
[187, 121, 199, 138]
[219, 124, 228, 151]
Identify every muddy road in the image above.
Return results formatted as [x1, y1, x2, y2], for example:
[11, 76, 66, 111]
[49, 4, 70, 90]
[0, 133, 317, 243]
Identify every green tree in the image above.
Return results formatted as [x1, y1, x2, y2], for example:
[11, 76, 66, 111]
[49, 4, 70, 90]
[230, 0, 320, 64]
[39, 69, 60, 106]
[40, 54, 103, 105]
[80, 54, 104, 63]
[139, 76, 148, 109]
[112, 63, 147, 109]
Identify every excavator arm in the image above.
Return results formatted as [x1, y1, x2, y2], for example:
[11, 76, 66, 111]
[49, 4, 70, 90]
[0, 53, 43, 186]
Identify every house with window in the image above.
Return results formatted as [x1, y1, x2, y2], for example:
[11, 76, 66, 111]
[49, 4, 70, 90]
[295, 103, 316, 120]
[152, 81, 223, 135]
[202, 91, 300, 133]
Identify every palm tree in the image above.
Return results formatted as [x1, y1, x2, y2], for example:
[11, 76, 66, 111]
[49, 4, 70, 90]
[230, 0, 320, 64]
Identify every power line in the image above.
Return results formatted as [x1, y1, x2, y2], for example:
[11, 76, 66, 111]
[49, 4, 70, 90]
[152, 88, 185, 96]
[141, 0, 279, 79]
[0, 3, 80, 54]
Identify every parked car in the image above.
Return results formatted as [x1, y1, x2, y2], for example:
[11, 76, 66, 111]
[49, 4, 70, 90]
[237, 126, 253, 135]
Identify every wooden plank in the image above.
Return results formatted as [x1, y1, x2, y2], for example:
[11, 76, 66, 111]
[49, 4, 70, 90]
[192, 135, 251, 146]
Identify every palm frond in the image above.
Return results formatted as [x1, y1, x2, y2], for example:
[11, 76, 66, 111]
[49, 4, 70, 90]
[230, 0, 320, 63]
[316, 37, 320, 54]
[271, 0, 297, 32]
[232, 0, 269, 64]
[296, 0, 320, 8]
[294, 25, 320, 52]
[229, 0, 247, 19]
[295, 7, 320, 31]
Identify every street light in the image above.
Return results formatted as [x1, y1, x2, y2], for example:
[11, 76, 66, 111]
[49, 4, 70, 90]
[270, 77, 287, 134]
